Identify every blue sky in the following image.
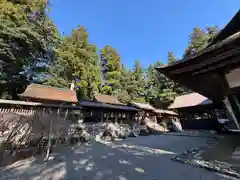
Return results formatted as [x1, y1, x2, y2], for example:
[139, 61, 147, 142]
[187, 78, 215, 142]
[49, 0, 239, 68]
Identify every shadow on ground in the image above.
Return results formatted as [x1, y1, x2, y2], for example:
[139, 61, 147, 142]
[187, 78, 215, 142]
[0, 135, 236, 180]
[0, 140, 173, 180]
[201, 134, 240, 173]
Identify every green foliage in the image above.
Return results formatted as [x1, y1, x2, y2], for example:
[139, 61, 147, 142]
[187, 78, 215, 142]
[100, 45, 121, 95]
[145, 61, 174, 105]
[130, 60, 146, 102]
[41, 26, 101, 100]
[1, 2, 219, 107]
[0, 0, 57, 99]
[184, 26, 219, 58]
[167, 52, 176, 65]
[206, 26, 219, 43]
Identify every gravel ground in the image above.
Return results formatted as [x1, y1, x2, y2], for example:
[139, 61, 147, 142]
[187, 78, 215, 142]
[0, 135, 238, 180]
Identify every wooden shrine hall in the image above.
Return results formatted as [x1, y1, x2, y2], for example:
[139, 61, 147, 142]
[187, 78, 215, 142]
[156, 10, 240, 129]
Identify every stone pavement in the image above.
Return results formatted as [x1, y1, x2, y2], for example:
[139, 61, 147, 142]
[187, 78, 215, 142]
[0, 135, 238, 180]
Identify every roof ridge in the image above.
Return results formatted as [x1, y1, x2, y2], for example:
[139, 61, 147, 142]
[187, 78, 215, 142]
[94, 94, 124, 104]
[95, 94, 116, 97]
[30, 83, 73, 92]
[177, 92, 204, 97]
[132, 101, 151, 105]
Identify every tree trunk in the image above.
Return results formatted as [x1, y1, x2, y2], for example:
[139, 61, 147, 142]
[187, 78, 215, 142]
[44, 117, 53, 161]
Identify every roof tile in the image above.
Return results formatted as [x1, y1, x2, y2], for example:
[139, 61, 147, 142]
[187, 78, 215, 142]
[131, 102, 155, 111]
[19, 84, 77, 103]
[94, 94, 123, 105]
[169, 93, 212, 109]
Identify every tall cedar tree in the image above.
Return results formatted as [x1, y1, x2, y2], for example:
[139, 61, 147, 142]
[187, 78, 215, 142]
[184, 26, 219, 58]
[42, 26, 101, 100]
[130, 60, 146, 103]
[167, 52, 176, 65]
[100, 45, 121, 95]
[118, 64, 131, 103]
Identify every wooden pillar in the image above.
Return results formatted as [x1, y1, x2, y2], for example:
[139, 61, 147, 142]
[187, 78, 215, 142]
[120, 112, 123, 124]
[106, 112, 109, 122]
[223, 97, 240, 129]
[116, 112, 119, 123]
[64, 109, 69, 120]
[100, 111, 103, 122]
[57, 108, 60, 116]
[42, 108, 45, 116]
[129, 112, 136, 127]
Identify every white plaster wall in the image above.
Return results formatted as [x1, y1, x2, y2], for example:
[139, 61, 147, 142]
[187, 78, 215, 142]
[225, 68, 240, 88]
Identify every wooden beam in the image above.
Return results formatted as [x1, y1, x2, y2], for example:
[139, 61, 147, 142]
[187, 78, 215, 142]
[193, 55, 240, 75]
[171, 48, 240, 75]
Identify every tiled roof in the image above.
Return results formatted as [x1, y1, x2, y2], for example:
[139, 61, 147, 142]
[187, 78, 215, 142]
[131, 102, 178, 115]
[94, 94, 124, 105]
[79, 101, 137, 111]
[0, 99, 81, 109]
[168, 93, 212, 109]
[154, 109, 178, 116]
[131, 102, 155, 111]
[19, 84, 78, 103]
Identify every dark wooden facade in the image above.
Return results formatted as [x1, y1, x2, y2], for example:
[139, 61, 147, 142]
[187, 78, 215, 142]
[79, 101, 138, 126]
[176, 103, 225, 130]
[18, 84, 139, 126]
[156, 10, 240, 129]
